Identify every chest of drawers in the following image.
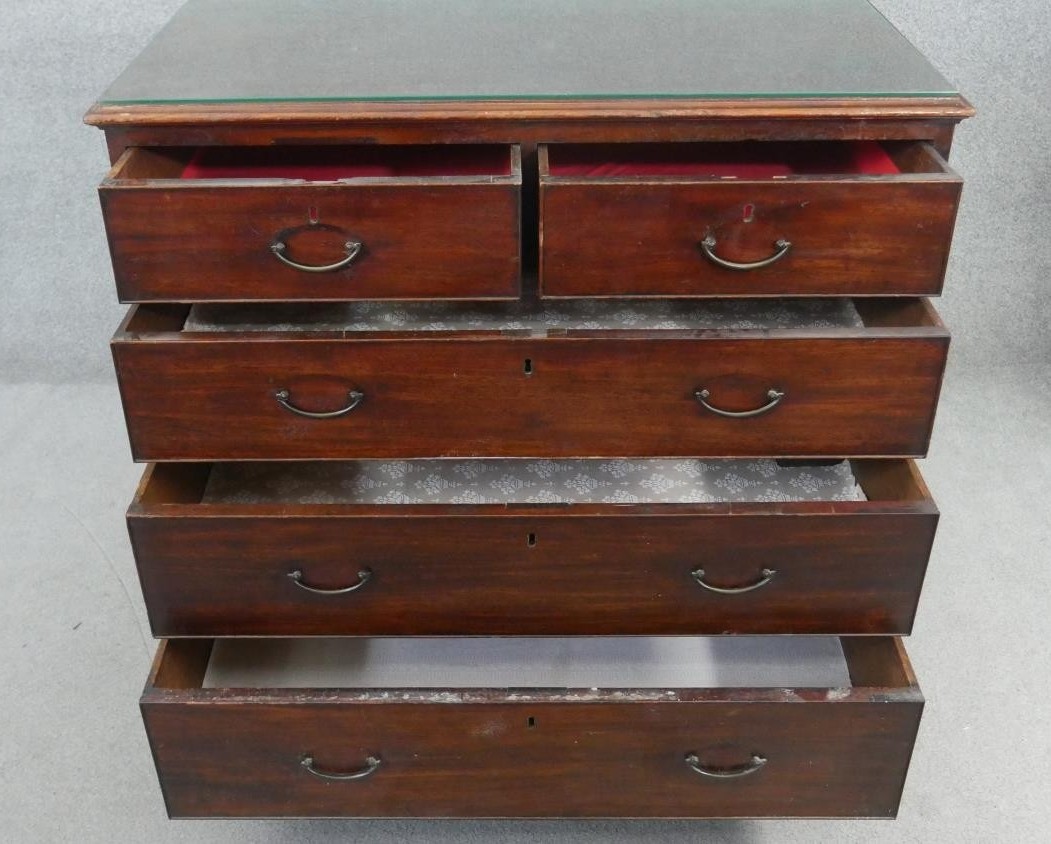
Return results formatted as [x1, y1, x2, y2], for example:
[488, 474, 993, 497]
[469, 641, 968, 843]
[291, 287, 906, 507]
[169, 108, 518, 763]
[87, 0, 971, 821]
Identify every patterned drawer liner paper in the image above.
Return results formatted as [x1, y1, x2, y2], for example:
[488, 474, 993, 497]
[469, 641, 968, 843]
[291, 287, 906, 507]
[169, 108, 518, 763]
[184, 298, 864, 333]
[203, 459, 866, 505]
[203, 636, 851, 689]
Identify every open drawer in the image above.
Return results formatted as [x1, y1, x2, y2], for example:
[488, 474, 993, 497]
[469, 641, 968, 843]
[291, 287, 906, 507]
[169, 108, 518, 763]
[129, 459, 937, 637]
[99, 145, 522, 302]
[111, 298, 949, 460]
[539, 141, 961, 298]
[143, 636, 923, 818]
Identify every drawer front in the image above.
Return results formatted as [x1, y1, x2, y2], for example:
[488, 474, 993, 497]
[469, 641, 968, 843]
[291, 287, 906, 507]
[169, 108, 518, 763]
[130, 509, 936, 637]
[540, 145, 961, 298]
[113, 332, 948, 461]
[144, 694, 920, 818]
[100, 148, 521, 302]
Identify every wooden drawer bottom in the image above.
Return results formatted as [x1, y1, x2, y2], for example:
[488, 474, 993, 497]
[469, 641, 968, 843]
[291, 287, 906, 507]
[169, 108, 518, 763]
[143, 636, 922, 818]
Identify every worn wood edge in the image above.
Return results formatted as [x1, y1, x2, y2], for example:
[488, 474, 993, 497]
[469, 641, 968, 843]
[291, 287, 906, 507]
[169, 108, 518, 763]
[85, 95, 975, 128]
[841, 636, 920, 691]
[130, 458, 934, 519]
[129, 463, 212, 512]
[103, 145, 523, 188]
[126, 463, 159, 515]
[162, 810, 912, 821]
[116, 299, 949, 342]
[851, 459, 938, 513]
[143, 636, 921, 704]
[113, 304, 190, 340]
[538, 140, 961, 187]
[145, 639, 213, 690]
[129, 499, 935, 519]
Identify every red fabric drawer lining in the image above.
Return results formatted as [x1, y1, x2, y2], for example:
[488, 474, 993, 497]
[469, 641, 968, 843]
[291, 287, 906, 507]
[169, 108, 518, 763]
[546, 141, 900, 178]
[181, 145, 512, 180]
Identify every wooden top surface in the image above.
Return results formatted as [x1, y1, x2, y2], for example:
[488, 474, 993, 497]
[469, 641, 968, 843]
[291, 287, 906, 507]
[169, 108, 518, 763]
[87, 0, 971, 127]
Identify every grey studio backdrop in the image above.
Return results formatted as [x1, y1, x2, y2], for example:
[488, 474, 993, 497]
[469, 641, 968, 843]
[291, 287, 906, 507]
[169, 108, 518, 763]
[1, 2, 1050, 843]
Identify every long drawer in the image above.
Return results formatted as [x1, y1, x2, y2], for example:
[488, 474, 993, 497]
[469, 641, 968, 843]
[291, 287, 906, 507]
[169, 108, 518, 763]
[540, 140, 961, 298]
[111, 298, 949, 460]
[99, 145, 522, 302]
[143, 636, 922, 818]
[129, 459, 936, 637]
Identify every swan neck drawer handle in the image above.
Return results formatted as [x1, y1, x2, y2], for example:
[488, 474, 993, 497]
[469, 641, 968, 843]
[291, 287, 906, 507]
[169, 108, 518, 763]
[691, 568, 776, 595]
[288, 568, 372, 595]
[275, 388, 364, 419]
[270, 238, 363, 273]
[301, 755, 382, 781]
[701, 235, 791, 271]
[685, 753, 767, 779]
[695, 388, 784, 419]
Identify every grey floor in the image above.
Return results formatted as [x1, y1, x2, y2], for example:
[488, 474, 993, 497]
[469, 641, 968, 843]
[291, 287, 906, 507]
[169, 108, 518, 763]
[0, 358, 1048, 842]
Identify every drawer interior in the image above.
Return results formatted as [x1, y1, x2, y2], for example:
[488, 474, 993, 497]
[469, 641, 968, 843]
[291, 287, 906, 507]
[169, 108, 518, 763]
[108, 144, 518, 181]
[199, 458, 865, 505]
[201, 636, 851, 689]
[123, 298, 943, 336]
[134, 459, 934, 510]
[149, 636, 918, 697]
[543, 141, 948, 179]
[181, 297, 865, 332]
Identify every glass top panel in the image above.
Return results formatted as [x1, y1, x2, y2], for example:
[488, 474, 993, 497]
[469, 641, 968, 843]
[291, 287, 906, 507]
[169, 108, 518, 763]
[99, 0, 956, 105]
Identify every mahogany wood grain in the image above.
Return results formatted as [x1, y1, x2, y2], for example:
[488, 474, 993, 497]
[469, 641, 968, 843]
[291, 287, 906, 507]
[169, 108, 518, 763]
[539, 142, 961, 297]
[100, 147, 522, 302]
[128, 459, 937, 637]
[111, 300, 949, 460]
[85, 95, 975, 128]
[141, 636, 922, 818]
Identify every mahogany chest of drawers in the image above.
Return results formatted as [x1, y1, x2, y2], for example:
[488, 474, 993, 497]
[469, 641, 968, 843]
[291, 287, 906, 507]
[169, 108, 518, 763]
[88, 0, 971, 821]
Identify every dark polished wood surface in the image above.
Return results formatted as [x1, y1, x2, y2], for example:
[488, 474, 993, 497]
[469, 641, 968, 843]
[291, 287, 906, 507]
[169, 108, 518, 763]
[129, 460, 936, 637]
[540, 142, 961, 298]
[111, 300, 948, 461]
[89, 6, 973, 817]
[142, 637, 922, 819]
[101, 146, 522, 303]
[86, 95, 975, 130]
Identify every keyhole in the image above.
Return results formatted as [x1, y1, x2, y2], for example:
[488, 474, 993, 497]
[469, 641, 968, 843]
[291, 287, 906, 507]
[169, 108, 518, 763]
[523, 358, 533, 375]
[742, 203, 755, 223]
[527, 716, 537, 729]
[527, 532, 537, 547]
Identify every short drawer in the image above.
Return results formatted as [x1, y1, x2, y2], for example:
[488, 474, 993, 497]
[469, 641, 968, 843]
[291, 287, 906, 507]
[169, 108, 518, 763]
[143, 636, 922, 818]
[99, 145, 522, 302]
[111, 298, 949, 460]
[130, 459, 936, 637]
[539, 141, 961, 297]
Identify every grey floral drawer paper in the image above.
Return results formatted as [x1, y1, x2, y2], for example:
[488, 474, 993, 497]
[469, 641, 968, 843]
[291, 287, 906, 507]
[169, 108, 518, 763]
[184, 298, 864, 333]
[203, 459, 866, 505]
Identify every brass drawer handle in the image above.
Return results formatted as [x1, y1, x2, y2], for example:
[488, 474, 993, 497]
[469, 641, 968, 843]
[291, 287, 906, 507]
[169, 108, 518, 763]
[695, 388, 785, 418]
[289, 567, 372, 595]
[301, 754, 382, 781]
[701, 235, 791, 271]
[691, 568, 776, 595]
[685, 753, 767, 780]
[270, 238, 363, 273]
[275, 388, 364, 419]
